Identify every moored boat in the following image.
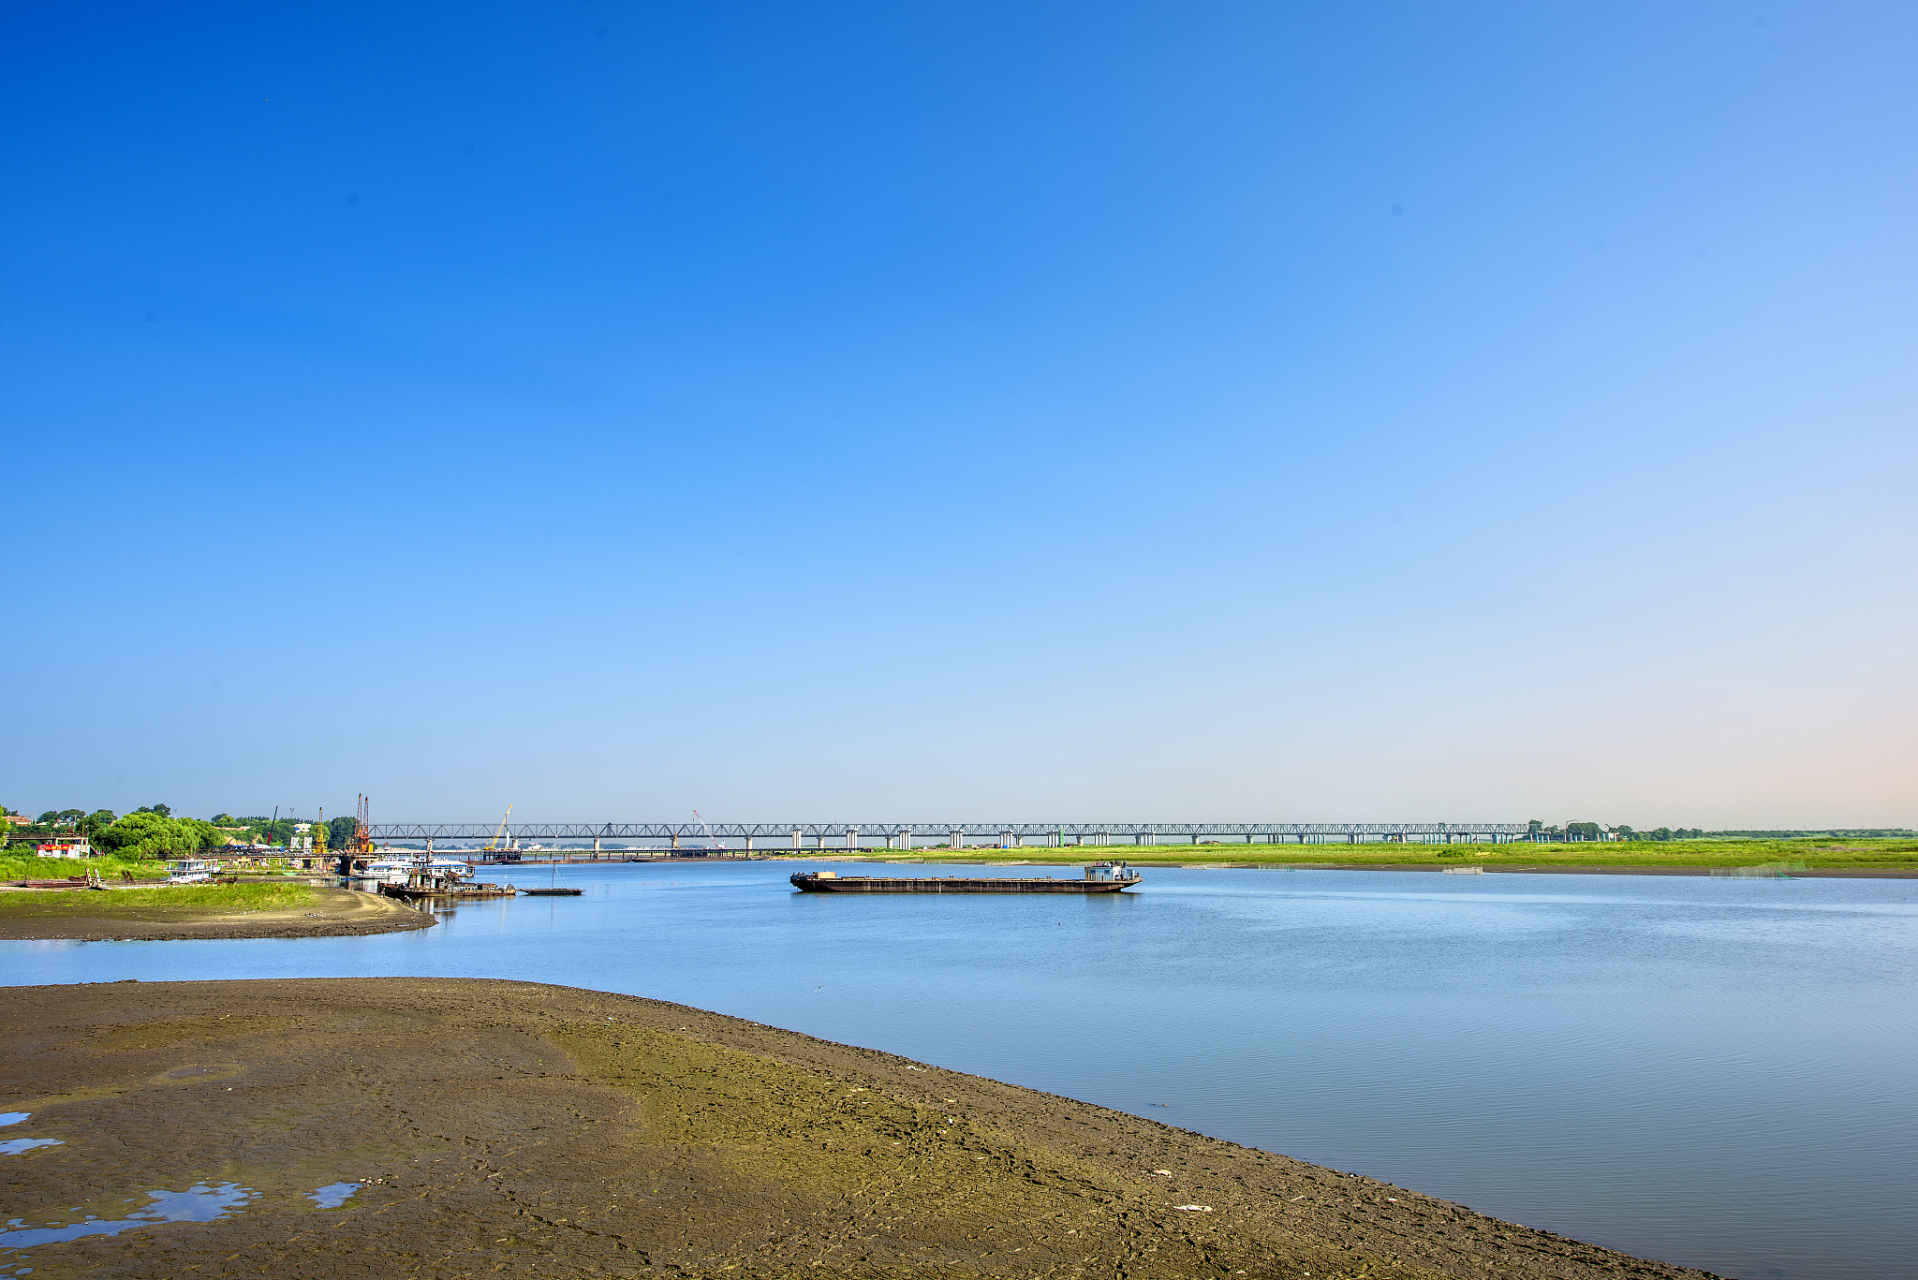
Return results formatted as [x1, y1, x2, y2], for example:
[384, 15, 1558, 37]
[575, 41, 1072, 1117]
[165, 858, 219, 885]
[371, 853, 516, 899]
[789, 862, 1142, 893]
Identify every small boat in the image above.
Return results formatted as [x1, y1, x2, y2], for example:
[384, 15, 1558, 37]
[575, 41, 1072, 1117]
[523, 860, 579, 896]
[165, 859, 220, 884]
[790, 862, 1143, 894]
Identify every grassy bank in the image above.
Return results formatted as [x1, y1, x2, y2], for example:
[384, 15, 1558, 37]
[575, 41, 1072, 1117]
[0, 853, 171, 883]
[0, 881, 314, 918]
[874, 836, 1918, 871]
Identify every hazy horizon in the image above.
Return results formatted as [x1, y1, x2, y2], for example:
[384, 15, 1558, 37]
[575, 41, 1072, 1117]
[6, 2, 1913, 828]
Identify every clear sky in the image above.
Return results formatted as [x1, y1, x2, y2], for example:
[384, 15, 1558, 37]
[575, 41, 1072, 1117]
[5, 2, 1913, 827]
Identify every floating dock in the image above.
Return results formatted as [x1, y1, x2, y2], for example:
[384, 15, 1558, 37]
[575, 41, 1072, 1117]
[790, 863, 1142, 894]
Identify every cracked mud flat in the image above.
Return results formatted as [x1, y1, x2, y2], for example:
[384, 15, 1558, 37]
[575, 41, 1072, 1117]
[0, 979, 1720, 1279]
[0, 886, 434, 941]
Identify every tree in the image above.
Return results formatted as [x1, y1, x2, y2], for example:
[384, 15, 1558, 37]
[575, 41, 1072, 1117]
[133, 804, 172, 818]
[326, 815, 357, 852]
[95, 812, 191, 858]
[93, 812, 226, 858]
[78, 810, 117, 839]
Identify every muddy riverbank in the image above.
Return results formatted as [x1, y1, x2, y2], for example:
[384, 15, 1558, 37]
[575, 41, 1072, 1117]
[0, 978, 1719, 1279]
[0, 886, 434, 941]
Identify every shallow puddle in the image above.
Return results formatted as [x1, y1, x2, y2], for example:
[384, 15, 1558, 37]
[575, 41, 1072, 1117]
[0, 1116, 24, 1129]
[0, 1182, 255, 1249]
[0, 1142, 60, 1157]
[306, 1182, 359, 1208]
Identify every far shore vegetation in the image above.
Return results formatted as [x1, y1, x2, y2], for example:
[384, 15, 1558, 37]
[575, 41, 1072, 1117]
[883, 836, 1918, 871]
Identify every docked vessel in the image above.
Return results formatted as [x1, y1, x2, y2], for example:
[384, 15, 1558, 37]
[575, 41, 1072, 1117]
[372, 853, 515, 899]
[358, 854, 476, 886]
[165, 858, 219, 885]
[789, 862, 1142, 894]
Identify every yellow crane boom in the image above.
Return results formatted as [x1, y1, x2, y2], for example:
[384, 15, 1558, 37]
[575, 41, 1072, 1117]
[483, 805, 513, 853]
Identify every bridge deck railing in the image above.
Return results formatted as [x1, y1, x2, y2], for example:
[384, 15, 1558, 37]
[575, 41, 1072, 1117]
[364, 821, 1531, 844]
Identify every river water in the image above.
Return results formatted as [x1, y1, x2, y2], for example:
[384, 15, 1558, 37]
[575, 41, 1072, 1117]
[6, 862, 1915, 1280]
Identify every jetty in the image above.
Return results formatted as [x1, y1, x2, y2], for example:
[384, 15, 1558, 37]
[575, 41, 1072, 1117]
[790, 862, 1142, 894]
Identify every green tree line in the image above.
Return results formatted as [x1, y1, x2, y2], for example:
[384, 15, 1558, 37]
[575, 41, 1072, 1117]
[1, 804, 357, 859]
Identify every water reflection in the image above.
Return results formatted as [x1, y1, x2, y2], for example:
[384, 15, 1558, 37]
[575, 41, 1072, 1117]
[0, 1182, 255, 1248]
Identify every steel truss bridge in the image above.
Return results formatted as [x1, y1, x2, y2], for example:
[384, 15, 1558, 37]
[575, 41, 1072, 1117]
[364, 822, 1531, 851]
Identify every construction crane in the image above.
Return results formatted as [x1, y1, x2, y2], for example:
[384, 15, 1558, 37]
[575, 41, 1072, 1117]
[483, 805, 514, 854]
[353, 794, 375, 855]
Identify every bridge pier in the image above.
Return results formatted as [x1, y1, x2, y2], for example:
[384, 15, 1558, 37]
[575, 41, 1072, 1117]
[792, 829, 801, 850]
[743, 834, 753, 852]
[950, 830, 962, 850]
[848, 828, 858, 851]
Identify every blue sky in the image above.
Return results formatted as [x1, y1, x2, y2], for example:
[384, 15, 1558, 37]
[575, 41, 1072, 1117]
[5, 1, 1913, 826]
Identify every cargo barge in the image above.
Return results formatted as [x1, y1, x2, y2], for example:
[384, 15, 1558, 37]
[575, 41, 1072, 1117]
[789, 862, 1142, 894]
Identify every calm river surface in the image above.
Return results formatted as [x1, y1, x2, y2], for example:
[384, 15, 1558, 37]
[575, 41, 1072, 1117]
[6, 863, 1915, 1280]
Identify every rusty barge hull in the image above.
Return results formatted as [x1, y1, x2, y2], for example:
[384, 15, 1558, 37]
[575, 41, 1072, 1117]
[790, 875, 1140, 894]
[376, 882, 517, 900]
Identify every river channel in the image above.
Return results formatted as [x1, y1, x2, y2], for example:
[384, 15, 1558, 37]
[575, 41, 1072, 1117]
[6, 862, 1915, 1280]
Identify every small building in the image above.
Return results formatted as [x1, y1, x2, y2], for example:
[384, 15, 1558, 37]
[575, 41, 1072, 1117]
[36, 836, 93, 859]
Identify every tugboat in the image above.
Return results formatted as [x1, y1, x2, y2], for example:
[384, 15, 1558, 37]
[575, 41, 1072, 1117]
[789, 862, 1142, 894]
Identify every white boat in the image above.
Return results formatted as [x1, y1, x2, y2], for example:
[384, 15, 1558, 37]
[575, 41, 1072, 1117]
[165, 859, 219, 884]
[359, 854, 475, 886]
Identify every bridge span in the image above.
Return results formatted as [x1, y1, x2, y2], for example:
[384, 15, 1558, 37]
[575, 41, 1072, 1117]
[363, 821, 1530, 852]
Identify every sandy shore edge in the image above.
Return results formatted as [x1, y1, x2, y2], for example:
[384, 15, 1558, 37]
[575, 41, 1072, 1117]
[0, 885, 436, 941]
[0, 977, 1722, 1279]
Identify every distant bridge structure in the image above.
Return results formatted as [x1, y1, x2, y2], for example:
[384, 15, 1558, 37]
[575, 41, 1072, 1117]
[363, 821, 1531, 853]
